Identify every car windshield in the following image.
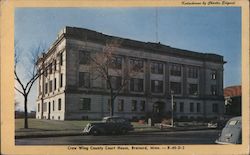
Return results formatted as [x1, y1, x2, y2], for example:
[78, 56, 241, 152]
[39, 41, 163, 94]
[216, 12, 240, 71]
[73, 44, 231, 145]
[228, 120, 238, 126]
[101, 117, 127, 123]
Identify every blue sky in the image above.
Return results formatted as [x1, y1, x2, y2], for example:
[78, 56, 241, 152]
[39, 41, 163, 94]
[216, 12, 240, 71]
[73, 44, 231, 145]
[15, 7, 241, 111]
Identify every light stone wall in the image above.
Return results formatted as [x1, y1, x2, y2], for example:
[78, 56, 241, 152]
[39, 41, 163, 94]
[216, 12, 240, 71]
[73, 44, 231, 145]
[62, 94, 224, 120]
[66, 38, 225, 97]
[36, 38, 67, 120]
[36, 93, 65, 120]
[64, 94, 151, 120]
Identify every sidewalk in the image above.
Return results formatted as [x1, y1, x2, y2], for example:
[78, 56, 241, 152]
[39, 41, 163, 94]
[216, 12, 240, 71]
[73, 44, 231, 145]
[15, 125, 211, 139]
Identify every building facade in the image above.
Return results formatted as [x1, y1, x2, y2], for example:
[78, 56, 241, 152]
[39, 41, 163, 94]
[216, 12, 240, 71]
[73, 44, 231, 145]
[224, 85, 241, 116]
[36, 26, 225, 121]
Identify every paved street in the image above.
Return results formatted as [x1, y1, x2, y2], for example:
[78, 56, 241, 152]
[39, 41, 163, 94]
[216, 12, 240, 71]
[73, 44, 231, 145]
[16, 129, 221, 145]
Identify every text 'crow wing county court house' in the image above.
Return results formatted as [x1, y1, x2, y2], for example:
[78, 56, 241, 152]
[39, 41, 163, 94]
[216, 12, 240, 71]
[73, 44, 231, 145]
[35, 26, 225, 121]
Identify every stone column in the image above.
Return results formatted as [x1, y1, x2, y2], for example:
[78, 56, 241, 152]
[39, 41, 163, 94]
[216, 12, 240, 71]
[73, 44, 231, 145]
[164, 62, 170, 96]
[217, 68, 224, 96]
[145, 59, 151, 96]
[164, 62, 170, 113]
[199, 63, 206, 98]
[182, 65, 187, 97]
[123, 56, 129, 94]
[145, 59, 151, 113]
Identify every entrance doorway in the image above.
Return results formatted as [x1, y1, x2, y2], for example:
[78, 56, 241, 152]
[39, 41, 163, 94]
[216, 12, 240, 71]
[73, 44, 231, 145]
[153, 101, 165, 113]
[152, 101, 165, 122]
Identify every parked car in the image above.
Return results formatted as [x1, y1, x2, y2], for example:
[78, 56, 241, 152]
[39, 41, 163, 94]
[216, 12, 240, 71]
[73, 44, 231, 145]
[208, 119, 228, 129]
[83, 116, 134, 135]
[215, 116, 242, 144]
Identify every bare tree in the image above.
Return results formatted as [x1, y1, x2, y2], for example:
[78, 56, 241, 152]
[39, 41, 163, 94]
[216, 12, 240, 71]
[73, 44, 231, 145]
[90, 39, 141, 116]
[14, 43, 45, 129]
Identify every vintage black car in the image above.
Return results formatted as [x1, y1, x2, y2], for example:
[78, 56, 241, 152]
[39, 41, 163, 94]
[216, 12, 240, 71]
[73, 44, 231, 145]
[208, 119, 228, 129]
[83, 116, 134, 135]
[215, 116, 242, 144]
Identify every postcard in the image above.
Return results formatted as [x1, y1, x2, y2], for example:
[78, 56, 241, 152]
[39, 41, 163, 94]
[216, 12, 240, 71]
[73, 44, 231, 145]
[0, 0, 249, 155]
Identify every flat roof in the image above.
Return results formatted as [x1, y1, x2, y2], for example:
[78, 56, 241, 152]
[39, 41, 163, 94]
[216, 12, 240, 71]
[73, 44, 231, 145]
[64, 26, 225, 63]
[39, 26, 225, 64]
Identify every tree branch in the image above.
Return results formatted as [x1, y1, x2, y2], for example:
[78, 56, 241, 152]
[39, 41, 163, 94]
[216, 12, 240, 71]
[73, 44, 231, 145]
[14, 70, 26, 93]
[14, 87, 25, 96]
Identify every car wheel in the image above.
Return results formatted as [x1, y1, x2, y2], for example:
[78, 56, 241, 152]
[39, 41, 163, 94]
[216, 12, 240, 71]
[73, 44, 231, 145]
[91, 129, 100, 136]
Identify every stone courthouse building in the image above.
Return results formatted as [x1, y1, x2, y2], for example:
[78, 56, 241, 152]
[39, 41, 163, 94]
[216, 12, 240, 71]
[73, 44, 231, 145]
[36, 26, 225, 120]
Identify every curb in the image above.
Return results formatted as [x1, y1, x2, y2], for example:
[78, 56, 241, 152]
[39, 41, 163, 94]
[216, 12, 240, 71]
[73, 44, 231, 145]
[131, 127, 213, 134]
[15, 133, 82, 139]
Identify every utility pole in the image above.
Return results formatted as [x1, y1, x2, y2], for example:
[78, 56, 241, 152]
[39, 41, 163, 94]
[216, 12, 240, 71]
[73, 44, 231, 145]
[171, 90, 174, 127]
[155, 7, 158, 43]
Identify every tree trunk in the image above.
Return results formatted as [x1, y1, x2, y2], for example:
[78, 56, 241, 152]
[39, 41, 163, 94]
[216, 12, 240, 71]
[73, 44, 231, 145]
[110, 96, 114, 116]
[109, 88, 115, 116]
[24, 95, 29, 129]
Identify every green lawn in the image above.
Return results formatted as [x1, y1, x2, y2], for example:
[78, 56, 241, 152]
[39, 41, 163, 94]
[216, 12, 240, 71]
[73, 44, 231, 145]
[15, 119, 162, 137]
[15, 118, 151, 131]
[15, 119, 97, 131]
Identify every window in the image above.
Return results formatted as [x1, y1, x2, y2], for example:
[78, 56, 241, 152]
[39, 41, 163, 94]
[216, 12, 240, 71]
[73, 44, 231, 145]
[151, 62, 163, 74]
[212, 103, 218, 113]
[52, 101, 55, 111]
[211, 70, 217, 80]
[45, 83, 48, 94]
[170, 64, 181, 76]
[170, 82, 181, 94]
[44, 68, 48, 77]
[107, 76, 122, 90]
[151, 80, 163, 93]
[49, 80, 52, 93]
[130, 58, 144, 72]
[118, 99, 124, 112]
[110, 56, 122, 69]
[211, 85, 217, 95]
[39, 83, 41, 95]
[60, 73, 63, 87]
[179, 102, 184, 112]
[54, 60, 57, 71]
[197, 103, 200, 112]
[43, 102, 47, 112]
[190, 102, 194, 112]
[228, 120, 238, 126]
[79, 72, 90, 88]
[54, 78, 57, 90]
[189, 84, 198, 95]
[130, 78, 144, 92]
[48, 102, 51, 112]
[173, 102, 177, 112]
[49, 63, 52, 74]
[60, 52, 63, 66]
[79, 50, 90, 64]
[80, 98, 91, 111]
[38, 103, 40, 112]
[38, 69, 42, 76]
[58, 98, 61, 111]
[107, 99, 111, 112]
[140, 101, 145, 111]
[131, 100, 137, 111]
[188, 66, 198, 78]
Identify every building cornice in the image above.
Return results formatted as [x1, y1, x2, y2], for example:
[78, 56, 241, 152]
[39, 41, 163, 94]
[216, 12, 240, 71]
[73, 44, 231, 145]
[36, 34, 66, 65]
[64, 26, 225, 64]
